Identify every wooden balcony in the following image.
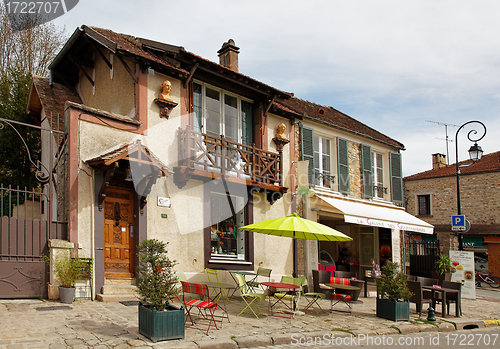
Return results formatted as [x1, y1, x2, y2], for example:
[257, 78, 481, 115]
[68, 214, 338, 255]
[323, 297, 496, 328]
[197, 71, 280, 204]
[173, 127, 287, 203]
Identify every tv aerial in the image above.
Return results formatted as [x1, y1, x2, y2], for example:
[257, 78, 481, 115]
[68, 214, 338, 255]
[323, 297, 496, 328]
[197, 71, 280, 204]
[426, 120, 460, 165]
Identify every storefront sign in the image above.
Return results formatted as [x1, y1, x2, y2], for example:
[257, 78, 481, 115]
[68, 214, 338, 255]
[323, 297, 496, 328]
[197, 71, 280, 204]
[449, 250, 476, 300]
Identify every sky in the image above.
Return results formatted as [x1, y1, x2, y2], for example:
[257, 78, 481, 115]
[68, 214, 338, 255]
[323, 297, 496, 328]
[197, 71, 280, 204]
[51, 0, 500, 177]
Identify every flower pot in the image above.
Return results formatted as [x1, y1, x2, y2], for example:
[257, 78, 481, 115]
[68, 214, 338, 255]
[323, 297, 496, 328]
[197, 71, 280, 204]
[58, 286, 75, 304]
[138, 302, 184, 342]
[376, 297, 410, 321]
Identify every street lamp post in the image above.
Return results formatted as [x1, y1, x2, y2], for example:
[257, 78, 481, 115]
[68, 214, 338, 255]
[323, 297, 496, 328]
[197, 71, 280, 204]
[455, 121, 486, 251]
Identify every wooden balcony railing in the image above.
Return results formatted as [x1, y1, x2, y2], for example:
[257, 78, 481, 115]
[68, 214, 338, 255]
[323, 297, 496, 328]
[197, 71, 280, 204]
[174, 128, 285, 196]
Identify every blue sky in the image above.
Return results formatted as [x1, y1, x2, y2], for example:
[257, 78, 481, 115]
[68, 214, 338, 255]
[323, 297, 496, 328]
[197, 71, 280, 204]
[53, 0, 500, 177]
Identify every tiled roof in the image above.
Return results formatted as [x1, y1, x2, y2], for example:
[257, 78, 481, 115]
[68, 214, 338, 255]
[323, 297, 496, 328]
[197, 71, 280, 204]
[282, 97, 404, 149]
[29, 76, 82, 133]
[88, 26, 189, 76]
[404, 151, 500, 181]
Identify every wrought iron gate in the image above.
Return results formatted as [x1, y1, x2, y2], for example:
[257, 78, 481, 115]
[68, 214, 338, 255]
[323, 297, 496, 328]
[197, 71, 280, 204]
[0, 185, 67, 298]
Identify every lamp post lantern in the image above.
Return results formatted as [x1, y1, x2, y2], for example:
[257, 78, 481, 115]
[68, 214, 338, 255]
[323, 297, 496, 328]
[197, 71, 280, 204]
[455, 121, 486, 251]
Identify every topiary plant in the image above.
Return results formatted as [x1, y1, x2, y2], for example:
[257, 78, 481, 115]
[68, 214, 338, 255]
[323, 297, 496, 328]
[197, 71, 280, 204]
[376, 261, 412, 301]
[136, 239, 178, 311]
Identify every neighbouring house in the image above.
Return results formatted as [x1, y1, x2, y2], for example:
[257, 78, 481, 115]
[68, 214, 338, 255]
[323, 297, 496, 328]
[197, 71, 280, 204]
[404, 152, 500, 277]
[280, 98, 434, 280]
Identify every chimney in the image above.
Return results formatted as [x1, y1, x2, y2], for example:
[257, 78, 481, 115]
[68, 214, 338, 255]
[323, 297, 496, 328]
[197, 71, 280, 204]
[432, 153, 447, 169]
[218, 39, 239, 72]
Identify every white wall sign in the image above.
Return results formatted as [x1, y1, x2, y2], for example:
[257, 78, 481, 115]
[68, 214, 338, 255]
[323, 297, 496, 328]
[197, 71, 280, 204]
[449, 250, 476, 300]
[157, 197, 171, 207]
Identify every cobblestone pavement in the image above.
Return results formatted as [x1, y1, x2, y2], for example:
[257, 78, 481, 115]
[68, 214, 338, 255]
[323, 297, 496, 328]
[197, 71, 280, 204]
[0, 289, 499, 349]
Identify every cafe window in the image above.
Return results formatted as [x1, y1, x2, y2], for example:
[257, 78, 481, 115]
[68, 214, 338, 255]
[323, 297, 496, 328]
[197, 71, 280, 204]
[210, 192, 247, 260]
[417, 194, 431, 216]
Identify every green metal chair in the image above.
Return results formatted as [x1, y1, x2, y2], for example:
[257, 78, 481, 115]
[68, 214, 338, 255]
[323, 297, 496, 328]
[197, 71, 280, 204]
[272, 276, 302, 314]
[247, 267, 272, 292]
[234, 273, 266, 318]
[300, 275, 326, 313]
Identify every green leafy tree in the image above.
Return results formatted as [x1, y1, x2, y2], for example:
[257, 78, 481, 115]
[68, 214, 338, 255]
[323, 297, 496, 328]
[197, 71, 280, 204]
[136, 239, 178, 311]
[376, 261, 412, 301]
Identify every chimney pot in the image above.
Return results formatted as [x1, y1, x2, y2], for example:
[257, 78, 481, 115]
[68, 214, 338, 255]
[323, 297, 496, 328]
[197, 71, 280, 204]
[218, 39, 240, 72]
[432, 153, 447, 169]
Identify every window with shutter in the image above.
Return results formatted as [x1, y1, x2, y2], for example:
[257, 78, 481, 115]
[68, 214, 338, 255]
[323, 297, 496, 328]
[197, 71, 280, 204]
[337, 138, 349, 194]
[361, 144, 373, 199]
[302, 127, 315, 186]
[390, 152, 403, 203]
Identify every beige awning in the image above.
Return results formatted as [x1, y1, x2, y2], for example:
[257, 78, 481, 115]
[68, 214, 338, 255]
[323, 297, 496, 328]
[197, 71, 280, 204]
[317, 196, 434, 234]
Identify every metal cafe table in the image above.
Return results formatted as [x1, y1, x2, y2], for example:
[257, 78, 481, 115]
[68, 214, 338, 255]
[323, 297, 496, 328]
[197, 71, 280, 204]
[325, 283, 360, 312]
[204, 282, 235, 323]
[261, 281, 300, 319]
[422, 285, 460, 318]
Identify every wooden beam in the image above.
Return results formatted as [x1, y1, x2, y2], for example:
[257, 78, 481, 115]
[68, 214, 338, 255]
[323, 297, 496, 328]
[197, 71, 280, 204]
[183, 63, 198, 87]
[73, 61, 94, 86]
[87, 39, 113, 69]
[265, 95, 277, 115]
[68, 54, 94, 68]
[117, 55, 138, 84]
[98, 164, 118, 210]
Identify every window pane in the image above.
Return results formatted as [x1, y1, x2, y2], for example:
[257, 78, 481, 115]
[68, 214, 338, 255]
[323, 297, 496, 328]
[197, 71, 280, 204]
[241, 100, 253, 146]
[205, 88, 220, 137]
[210, 192, 246, 260]
[193, 83, 202, 132]
[224, 94, 238, 143]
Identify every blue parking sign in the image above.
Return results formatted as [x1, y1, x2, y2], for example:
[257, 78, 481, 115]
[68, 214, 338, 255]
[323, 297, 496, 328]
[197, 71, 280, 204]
[451, 215, 466, 231]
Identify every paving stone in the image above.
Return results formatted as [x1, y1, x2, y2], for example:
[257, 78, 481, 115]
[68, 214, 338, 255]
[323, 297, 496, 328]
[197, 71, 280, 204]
[128, 339, 148, 346]
[195, 338, 238, 349]
[375, 327, 399, 335]
[153, 341, 199, 348]
[439, 322, 456, 332]
[233, 334, 272, 348]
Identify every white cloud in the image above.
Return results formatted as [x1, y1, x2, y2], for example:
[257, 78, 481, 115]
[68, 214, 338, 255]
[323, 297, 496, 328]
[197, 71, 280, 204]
[53, 0, 500, 177]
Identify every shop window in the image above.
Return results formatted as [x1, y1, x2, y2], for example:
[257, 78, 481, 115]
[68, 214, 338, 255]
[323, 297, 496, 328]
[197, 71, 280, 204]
[210, 192, 247, 260]
[417, 194, 431, 216]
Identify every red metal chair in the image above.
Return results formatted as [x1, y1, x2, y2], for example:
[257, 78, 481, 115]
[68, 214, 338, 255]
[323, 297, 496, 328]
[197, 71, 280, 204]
[181, 281, 219, 335]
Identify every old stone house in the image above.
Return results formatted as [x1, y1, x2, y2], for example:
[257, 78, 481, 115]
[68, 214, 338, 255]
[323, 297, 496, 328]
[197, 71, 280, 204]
[284, 98, 433, 279]
[404, 152, 500, 276]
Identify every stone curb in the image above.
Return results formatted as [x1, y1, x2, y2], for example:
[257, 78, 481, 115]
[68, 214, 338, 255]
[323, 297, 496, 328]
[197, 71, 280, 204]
[233, 335, 272, 348]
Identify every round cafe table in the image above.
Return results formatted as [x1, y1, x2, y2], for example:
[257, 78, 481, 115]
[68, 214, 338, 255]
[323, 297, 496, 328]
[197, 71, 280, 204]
[261, 282, 300, 319]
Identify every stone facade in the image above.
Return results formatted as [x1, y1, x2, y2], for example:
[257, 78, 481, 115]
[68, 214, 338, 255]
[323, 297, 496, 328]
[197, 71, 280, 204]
[348, 141, 363, 199]
[405, 169, 500, 275]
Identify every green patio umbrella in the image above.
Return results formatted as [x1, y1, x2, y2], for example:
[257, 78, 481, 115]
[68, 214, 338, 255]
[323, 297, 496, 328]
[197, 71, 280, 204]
[239, 213, 353, 242]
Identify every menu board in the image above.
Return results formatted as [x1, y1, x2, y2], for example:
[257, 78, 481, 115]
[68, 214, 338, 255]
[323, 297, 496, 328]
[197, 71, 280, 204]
[449, 250, 476, 299]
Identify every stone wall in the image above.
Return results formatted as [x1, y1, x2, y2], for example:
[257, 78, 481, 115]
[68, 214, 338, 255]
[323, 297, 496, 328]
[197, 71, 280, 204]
[348, 141, 362, 199]
[405, 172, 500, 225]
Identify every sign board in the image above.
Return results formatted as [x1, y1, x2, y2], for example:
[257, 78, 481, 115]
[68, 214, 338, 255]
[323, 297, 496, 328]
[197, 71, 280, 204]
[451, 215, 466, 231]
[449, 250, 476, 299]
[157, 197, 171, 207]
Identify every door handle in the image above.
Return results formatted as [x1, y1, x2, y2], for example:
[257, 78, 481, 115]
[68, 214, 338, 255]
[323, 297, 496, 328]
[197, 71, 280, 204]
[130, 225, 134, 237]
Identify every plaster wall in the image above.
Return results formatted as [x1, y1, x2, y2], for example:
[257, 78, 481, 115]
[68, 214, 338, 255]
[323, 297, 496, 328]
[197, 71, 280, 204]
[79, 53, 136, 118]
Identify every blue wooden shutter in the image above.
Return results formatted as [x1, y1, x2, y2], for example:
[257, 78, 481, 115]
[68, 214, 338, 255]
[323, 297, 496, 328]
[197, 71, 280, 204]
[390, 152, 403, 203]
[302, 127, 315, 186]
[337, 138, 349, 194]
[361, 144, 373, 199]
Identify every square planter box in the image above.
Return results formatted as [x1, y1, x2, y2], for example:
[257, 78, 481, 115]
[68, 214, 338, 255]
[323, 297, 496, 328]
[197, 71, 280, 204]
[376, 298, 410, 322]
[138, 302, 185, 342]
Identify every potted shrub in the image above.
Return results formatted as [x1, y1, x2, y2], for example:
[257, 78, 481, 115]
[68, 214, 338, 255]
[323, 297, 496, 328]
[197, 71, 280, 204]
[433, 254, 452, 283]
[44, 253, 87, 304]
[136, 238, 184, 342]
[376, 261, 412, 321]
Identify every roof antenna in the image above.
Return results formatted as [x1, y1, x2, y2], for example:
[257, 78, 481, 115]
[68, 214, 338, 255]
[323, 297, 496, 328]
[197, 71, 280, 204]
[426, 120, 460, 165]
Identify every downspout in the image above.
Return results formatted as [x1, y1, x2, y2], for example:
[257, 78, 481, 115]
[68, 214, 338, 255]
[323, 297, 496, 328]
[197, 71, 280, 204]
[90, 168, 95, 299]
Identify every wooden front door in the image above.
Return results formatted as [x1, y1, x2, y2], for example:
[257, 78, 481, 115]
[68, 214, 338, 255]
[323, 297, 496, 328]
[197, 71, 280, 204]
[104, 188, 134, 277]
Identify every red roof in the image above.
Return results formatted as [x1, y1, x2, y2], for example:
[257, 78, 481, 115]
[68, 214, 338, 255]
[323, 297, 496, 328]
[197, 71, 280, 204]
[282, 97, 404, 149]
[404, 151, 500, 181]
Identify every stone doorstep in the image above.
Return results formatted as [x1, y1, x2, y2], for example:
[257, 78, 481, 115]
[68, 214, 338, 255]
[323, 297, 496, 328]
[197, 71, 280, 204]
[101, 284, 138, 295]
[95, 294, 138, 302]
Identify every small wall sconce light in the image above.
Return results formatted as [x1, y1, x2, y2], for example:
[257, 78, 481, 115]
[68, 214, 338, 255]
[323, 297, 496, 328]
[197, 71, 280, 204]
[125, 166, 133, 181]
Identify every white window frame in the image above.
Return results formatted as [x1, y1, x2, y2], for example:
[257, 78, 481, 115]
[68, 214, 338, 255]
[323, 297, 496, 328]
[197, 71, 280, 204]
[193, 81, 253, 144]
[372, 152, 384, 199]
[313, 135, 333, 189]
